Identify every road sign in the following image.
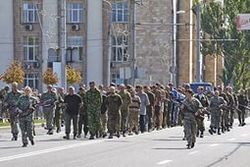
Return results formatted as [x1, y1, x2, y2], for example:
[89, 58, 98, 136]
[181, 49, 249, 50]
[236, 14, 250, 31]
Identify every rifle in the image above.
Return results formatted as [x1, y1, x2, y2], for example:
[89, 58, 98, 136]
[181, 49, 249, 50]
[238, 104, 250, 110]
[220, 104, 241, 112]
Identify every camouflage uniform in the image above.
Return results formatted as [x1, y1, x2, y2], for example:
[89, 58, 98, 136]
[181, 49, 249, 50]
[193, 93, 209, 138]
[118, 90, 131, 135]
[153, 89, 163, 129]
[86, 88, 102, 139]
[40, 91, 57, 133]
[145, 91, 155, 131]
[78, 91, 88, 137]
[4, 91, 22, 140]
[209, 96, 226, 135]
[181, 97, 201, 148]
[237, 93, 248, 126]
[107, 93, 122, 138]
[218, 92, 228, 133]
[54, 92, 64, 133]
[17, 95, 37, 146]
[128, 95, 141, 134]
[100, 93, 108, 137]
[230, 93, 238, 127]
[225, 92, 234, 131]
[0, 87, 9, 120]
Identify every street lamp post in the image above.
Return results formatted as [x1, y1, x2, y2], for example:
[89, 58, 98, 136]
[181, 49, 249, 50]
[103, 0, 112, 86]
[130, 0, 136, 86]
[196, 3, 202, 82]
[59, 0, 67, 90]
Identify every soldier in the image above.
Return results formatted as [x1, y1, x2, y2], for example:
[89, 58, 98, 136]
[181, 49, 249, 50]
[86, 81, 102, 140]
[217, 86, 229, 133]
[40, 85, 57, 135]
[128, 87, 141, 135]
[180, 89, 201, 149]
[118, 84, 131, 137]
[55, 87, 64, 133]
[107, 86, 123, 139]
[63, 86, 82, 140]
[227, 86, 238, 128]
[225, 86, 235, 130]
[151, 85, 163, 130]
[237, 89, 248, 126]
[143, 86, 155, 131]
[0, 86, 10, 120]
[99, 85, 108, 138]
[136, 85, 150, 133]
[4, 82, 22, 140]
[193, 87, 209, 138]
[16, 86, 38, 147]
[208, 90, 226, 135]
[78, 87, 88, 138]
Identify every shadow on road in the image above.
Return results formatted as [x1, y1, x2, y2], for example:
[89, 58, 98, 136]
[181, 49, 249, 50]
[152, 147, 187, 150]
[199, 141, 250, 146]
[152, 138, 183, 142]
[0, 146, 21, 149]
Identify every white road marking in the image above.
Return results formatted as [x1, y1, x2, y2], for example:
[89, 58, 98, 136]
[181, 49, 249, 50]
[241, 134, 248, 137]
[157, 160, 173, 165]
[189, 151, 198, 155]
[0, 140, 102, 162]
[210, 144, 219, 147]
[227, 138, 236, 141]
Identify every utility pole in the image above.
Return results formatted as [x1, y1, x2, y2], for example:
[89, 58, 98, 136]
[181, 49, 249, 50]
[172, 0, 177, 87]
[59, 0, 67, 89]
[196, 3, 202, 82]
[130, 0, 136, 86]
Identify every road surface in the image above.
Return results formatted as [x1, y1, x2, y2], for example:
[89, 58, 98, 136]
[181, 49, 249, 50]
[0, 118, 250, 167]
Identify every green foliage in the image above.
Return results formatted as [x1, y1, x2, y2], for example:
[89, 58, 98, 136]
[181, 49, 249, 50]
[1, 62, 25, 84]
[200, 0, 250, 89]
[43, 68, 59, 85]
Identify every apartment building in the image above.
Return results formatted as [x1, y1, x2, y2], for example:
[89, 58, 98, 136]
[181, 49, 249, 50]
[0, 0, 105, 91]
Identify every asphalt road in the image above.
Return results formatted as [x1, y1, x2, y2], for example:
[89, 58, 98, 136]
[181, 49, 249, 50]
[0, 118, 250, 167]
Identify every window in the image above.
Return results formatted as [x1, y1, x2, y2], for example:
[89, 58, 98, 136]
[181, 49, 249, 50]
[23, 36, 39, 62]
[67, 36, 84, 62]
[23, 3, 38, 23]
[111, 73, 123, 84]
[24, 74, 39, 89]
[112, 2, 128, 23]
[67, 3, 84, 23]
[112, 35, 128, 62]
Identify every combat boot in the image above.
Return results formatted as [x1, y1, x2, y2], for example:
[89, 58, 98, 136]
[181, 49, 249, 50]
[30, 139, 35, 145]
[208, 129, 213, 135]
[123, 131, 126, 137]
[196, 131, 199, 137]
[108, 133, 113, 139]
[200, 131, 204, 138]
[22, 143, 28, 147]
[217, 128, 221, 135]
[117, 132, 120, 138]
[89, 135, 95, 140]
[63, 134, 70, 140]
[191, 142, 195, 148]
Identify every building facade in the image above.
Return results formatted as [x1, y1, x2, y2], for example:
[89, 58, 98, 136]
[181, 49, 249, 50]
[136, 0, 173, 85]
[0, 0, 224, 91]
[3, 0, 106, 91]
[0, 1, 14, 89]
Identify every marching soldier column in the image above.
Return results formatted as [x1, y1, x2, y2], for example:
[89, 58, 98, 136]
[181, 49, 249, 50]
[0, 81, 249, 149]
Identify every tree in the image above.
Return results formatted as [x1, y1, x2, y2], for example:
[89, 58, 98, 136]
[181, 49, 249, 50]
[42, 68, 59, 85]
[66, 65, 82, 85]
[199, 0, 250, 89]
[1, 62, 25, 84]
